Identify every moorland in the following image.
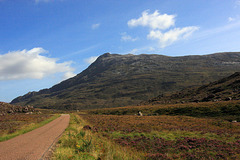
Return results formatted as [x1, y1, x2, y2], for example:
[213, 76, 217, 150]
[1, 52, 240, 159]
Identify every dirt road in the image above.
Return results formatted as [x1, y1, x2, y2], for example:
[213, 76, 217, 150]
[0, 114, 70, 160]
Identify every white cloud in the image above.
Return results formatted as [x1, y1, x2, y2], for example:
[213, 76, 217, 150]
[84, 56, 98, 64]
[128, 10, 175, 30]
[121, 32, 138, 42]
[228, 17, 236, 22]
[148, 26, 199, 48]
[0, 48, 75, 80]
[91, 23, 100, 30]
[126, 10, 199, 48]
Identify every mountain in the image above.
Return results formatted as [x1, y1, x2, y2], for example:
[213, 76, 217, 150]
[143, 72, 240, 105]
[11, 52, 240, 110]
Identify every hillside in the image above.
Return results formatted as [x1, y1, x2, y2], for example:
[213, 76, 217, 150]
[143, 72, 240, 105]
[11, 52, 240, 110]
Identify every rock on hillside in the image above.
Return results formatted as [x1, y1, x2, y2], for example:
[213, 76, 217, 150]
[0, 102, 34, 115]
[11, 52, 240, 110]
[143, 72, 240, 105]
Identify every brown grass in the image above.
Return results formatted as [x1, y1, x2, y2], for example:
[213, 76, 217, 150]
[0, 114, 52, 137]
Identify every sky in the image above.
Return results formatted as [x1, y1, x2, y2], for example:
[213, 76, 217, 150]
[1, 0, 240, 102]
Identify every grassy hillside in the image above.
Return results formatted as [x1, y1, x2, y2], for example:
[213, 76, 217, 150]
[11, 52, 240, 110]
[143, 72, 240, 105]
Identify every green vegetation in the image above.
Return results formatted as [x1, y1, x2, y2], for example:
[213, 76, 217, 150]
[143, 72, 240, 105]
[83, 100, 240, 159]
[154, 103, 240, 119]
[51, 101, 240, 159]
[110, 130, 238, 143]
[0, 114, 60, 142]
[89, 101, 240, 121]
[81, 114, 240, 159]
[52, 114, 144, 160]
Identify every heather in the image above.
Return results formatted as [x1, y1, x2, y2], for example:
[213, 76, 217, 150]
[81, 114, 240, 159]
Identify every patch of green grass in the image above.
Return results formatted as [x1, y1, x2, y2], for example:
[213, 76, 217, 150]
[52, 147, 76, 160]
[110, 130, 239, 143]
[0, 114, 60, 142]
[53, 114, 144, 160]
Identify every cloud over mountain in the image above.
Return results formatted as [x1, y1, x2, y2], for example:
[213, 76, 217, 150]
[127, 10, 199, 48]
[128, 10, 175, 30]
[147, 26, 199, 48]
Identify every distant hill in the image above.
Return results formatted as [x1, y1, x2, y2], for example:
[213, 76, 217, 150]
[0, 102, 34, 115]
[11, 52, 240, 110]
[143, 72, 240, 105]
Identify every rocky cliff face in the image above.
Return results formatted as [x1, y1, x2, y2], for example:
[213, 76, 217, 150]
[11, 52, 240, 110]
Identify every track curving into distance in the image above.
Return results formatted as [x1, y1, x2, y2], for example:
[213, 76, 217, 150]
[0, 114, 70, 160]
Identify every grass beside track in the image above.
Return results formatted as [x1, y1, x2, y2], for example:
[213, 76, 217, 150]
[0, 114, 60, 142]
[52, 114, 144, 160]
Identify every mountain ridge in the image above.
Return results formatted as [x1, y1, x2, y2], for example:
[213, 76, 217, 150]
[11, 52, 240, 110]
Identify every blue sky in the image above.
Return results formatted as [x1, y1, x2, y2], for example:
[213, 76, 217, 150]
[1, 0, 240, 102]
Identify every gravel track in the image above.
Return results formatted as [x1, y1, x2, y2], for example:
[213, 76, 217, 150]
[0, 114, 70, 160]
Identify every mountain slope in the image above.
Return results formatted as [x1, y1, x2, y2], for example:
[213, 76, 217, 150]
[11, 52, 240, 110]
[143, 72, 240, 105]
